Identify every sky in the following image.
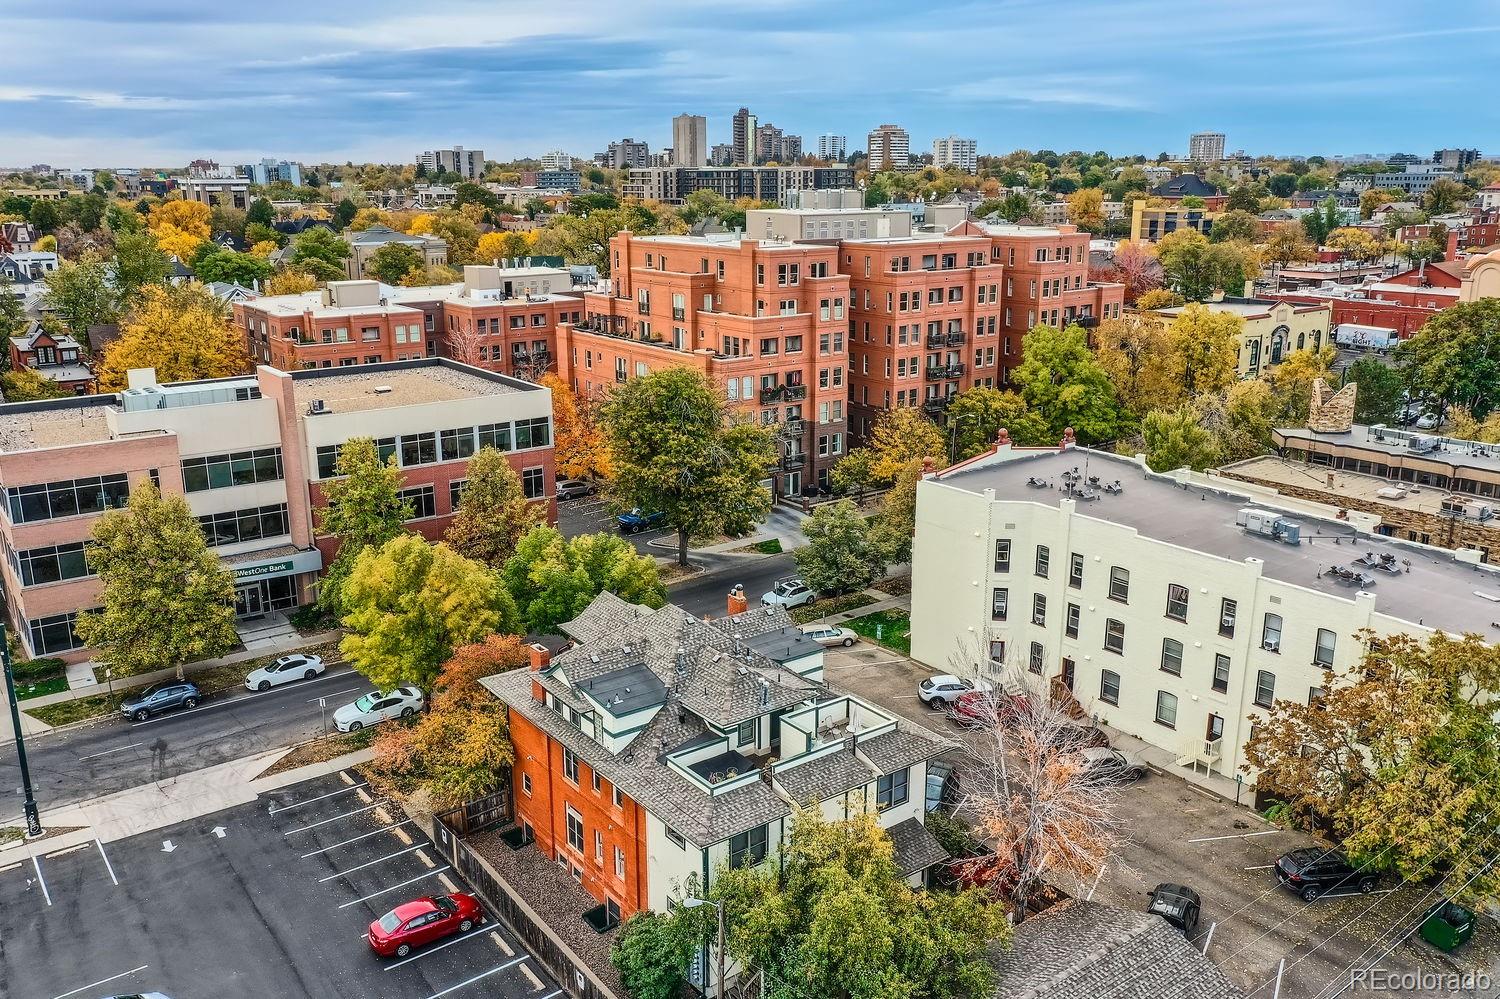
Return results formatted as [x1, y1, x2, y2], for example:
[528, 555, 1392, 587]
[4, 0, 1500, 167]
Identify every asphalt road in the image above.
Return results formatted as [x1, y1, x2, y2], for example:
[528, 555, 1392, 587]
[0, 770, 556, 999]
[0, 666, 379, 827]
[667, 552, 800, 618]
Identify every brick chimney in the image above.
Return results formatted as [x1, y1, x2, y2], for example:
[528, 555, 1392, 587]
[996, 427, 1011, 446]
[727, 584, 748, 617]
[1060, 427, 1077, 451]
[529, 642, 551, 703]
[1447, 227, 1461, 262]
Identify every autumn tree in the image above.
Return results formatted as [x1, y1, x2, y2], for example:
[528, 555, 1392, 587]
[96, 283, 249, 391]
[501, 527, 665, 634]
[370, 633, 526, 808]
[147, 198, 212, 259]
[112, 229, 172, 303]
[1359, 187, 1399, 220]
[365, 242, 424, 283]
[1094, 313, 1176, 414]
[445, 446, 545, 570]
[600, 367, 774, 566]
[1327, 226, 1382, 264]
[1263, 345, 1336, 424]
[870, 461, 921, 564]
[340, 534, 519, 691]
[794, 500, 887, 595]
[42, 253, 119, 336]
[832, 407, 945, 492]
[1090, 240, 1162, 304]
[265, 269, 320, 295]
[0, 367, 72, 401]
[1396, 300, 1500, 418]
[1064, 188, 1105, 231]
[316, 437, 411, 614]
[945, 386, 1051, 458]
[1208, 209, 1258, 243]
[1013, 323, 1124, 444]
[1135, 287, 1184, 310]
[1164, 304, 1243, 399]
[541, 373, 612, 480]
[75, 481, 238, 680]
[1245, 631, 1500, 900]
[1261, 226, 1315, 280]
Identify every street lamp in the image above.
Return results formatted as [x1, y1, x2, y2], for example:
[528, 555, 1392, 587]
[683, 896, 725, 998]
[1, 624, 43, 837]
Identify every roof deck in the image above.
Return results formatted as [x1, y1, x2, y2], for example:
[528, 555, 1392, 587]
[289, 359, 533, 414]
[1223, 454, 1500, 523]
[0, 397, 118, 452]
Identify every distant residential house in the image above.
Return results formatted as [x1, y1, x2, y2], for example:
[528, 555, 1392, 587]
[0, 251, 59, 282]
[211, 231, 247, 252]
[272, 217, 334, 238]
[8, 328, 93, 394]
[204, 281, 259, 304]
[1150, 174, 1222, 201]
[0, 221, 37, 254]
[342, 225, 448, 280]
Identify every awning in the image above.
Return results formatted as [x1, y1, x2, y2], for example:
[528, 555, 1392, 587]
[225, 546, 323, 583]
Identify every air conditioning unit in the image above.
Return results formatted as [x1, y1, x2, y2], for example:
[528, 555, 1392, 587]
[1262, 639, 1280, 653]
[307, 399, 326, 415]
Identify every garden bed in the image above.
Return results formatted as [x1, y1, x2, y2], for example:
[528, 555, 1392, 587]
[874, 573, 912, 597]
[845, 609, 913, 655]
[789, 592, 876, 624]
[731, 538, 784, 555]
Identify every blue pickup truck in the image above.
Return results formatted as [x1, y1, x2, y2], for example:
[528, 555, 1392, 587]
[617, 508, 666, 534]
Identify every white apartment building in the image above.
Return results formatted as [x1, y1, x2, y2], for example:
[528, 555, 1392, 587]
[1189, 131, 1226, 163]
[671, 114, 708, 168]
[538, 150, 572, 171]
[416, 146, 485, 180]
[932, 135, 978, 172]
[743, 206, 913, 241]
[818, 134, 847, 161]
[867, 124, 911, 171]
[910, 440, 1499, 783]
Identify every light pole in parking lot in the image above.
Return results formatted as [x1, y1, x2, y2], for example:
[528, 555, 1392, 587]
[0, 624, 44, 837]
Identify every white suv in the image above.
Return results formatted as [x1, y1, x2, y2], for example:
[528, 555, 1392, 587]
[761, 578, 816, 609]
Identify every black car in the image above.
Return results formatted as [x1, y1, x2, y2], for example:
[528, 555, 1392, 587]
[1148, 883, 1201, 937]
[1078, 747, 1148, 783]
[1275, 847, 1378, 901]
[120, 681, 202, 723]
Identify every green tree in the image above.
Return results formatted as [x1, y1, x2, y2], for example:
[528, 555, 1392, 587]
[1423, 178, 1470, 214]
[1140, 405, 1220, 471]
[945, 386, 1051, 459]
[193, 248, 274, 286]
[0, 367, 72, 401]
[341, 534, 518, 692]
[611, 910, 703, 999]
[1155, 230, 1259, 301]
[1395, 300, 1500, 418]
[365, 242, 424, 284]
[1267, 173, 1298, 198]
[870, 461, 920, 564]
[75, 481, 237, 680]
[501, 527, 665, 634]
[1301, 198, 1342, 245]
[246, 198, 275, 226]
[290, 226, 351, 273]
[445, 447, 545, 570]
[1013, 324, 1124, 443]
[1208, 209, 1258, 243]
[601, 367, 774, 566]
[112, 228, 172, 303]
[794, 500, 886, 595]
[1225, 186, 1261, 212]
[28, 200, 61, 234]
[42, 253, 119, 335]
[332, 198, 358, 229]
[0, 275, 26, 340]
[1345, 357, 1405, 424]
[316, 438, 411, 614]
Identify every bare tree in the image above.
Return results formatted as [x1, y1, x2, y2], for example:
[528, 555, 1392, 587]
[944, 637, 1122, 920]
[445, 323, 487, 367]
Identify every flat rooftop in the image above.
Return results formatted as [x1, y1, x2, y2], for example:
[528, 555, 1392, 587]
[1157, 299, 1327, 319]
[290, 362, 525, 415]
[939, 447, 1500, 637]
[1277, 423, 1500, 474]
[1223, 454, 1500, 521]
[0, 399, 117, 451]
[244, 290, 424, 319]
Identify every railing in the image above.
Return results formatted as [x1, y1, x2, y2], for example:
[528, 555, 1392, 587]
[925, 336, 947, 349]
[782, 453, 806, 471]
[946, 332, 967, 346]
[922, 397, 950, 415]
[926, 364, 965, 381]
[761, 384, 808, 403]
[783, 418, 807, 434]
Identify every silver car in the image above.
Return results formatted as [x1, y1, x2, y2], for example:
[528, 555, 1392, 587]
[556, 479, 595, 500]
[799, 624, 857, 648]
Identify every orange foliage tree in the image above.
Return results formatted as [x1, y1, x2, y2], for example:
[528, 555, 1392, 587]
[541, 372, 612, 481]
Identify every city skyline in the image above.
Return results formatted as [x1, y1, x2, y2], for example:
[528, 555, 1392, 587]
[4, 0, 1500, 166]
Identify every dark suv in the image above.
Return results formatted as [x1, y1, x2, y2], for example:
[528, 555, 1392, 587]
[1275, 847, 1377, 901]
[120, 682, 202, 723]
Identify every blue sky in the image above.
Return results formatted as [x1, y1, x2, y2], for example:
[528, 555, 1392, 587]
[4, 0, 1500, 167]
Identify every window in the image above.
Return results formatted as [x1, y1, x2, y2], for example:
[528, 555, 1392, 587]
[562, 747, 579, 784]
[315, 445, 339, 479]
[180, 448, 283, 492]
[1166, 584, 1189, 621]
[1314, 628, 1336, 667]
[1160, 638, 1184, 675]
[1262, 613, 1283, 652]
[13, 541, 90, 586]
[1213, 654, 1231, 693]
[1100, 669, 1120, 705]
[440, 427, 476, 462]
[994, 539, 1011, 572]
[736, 718, 756, 747]
[1220, 598, 1237, 637]
[592, 771, 602, 793]
[1309, 686, 1327, 707]
[1065, 603, 1080, 639]
[1104, 618, 1125, 654]
[614, 846, 625, 879]
[522, 467, 545, 499]
[1155, 691, 1178, 728]
[664, 826, 686, 849]
[613, 786, 624, 808]
[196, 504, 289, 547]
[449, 479, 467, 510]
[398, 485, 436, 520]
[595, 829, 604, 863]
[991, 588, 1008, 621]
[1108, 566, 1129, 602]
[565, 806, 584, 852]
[1255, 670, 1277, 708]
[1028, 641, 1044, 674]
[1069, 553, 1084, 588]
[1031, 593, 1046, 626]
[514, 417, 551, 449]
[876, 768, 909, 809]
[1034, 545, 1050, 578]
[729, 824, 769, 868]
[521, 773, 533, 796]
[27, 609, 87, 655]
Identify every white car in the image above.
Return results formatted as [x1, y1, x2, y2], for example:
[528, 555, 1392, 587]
[244, 653, 326, 692]
[333, 687, 425, 732]
[761, 578, 816, 609]
[917, 674, 994, 707]
[799, 624, 857, 648]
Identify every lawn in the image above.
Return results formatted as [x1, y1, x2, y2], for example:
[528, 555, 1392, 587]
[845, 609, 912, 655]
[15, 675, 69, 701]
[789, 592, 875, 625]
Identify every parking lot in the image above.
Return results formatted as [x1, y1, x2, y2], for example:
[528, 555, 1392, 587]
[0, 770, 560, 999]
[555, 494, 668, 554]
[822, 640, 1499, 999]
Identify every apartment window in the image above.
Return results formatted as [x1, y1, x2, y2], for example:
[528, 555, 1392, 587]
[1108, 566, 1129, 602]
[664, 826, 686, 849]
[565, 806, 584, 852]
[1065, 603, 1080, 639]
[197, 504, 289, 547]
[440, 427, 477, 462]
[514, 417, 551, 449]
[522, 467, 545, 499]
[1213, 654, 1231, 694]
[736, 718, 756, 748]
[1262, 613, 1283, 653]
[477, 422, 513, 451]
[591, 771, 602, 793]
[180, 448, 284, 492]
[729, 824, 769, 868]
[1034, 545, 1050, 578]
[614, 846, 626, 879]
[1255, 670, 1277, 708]
[876, 768, 909, 809]
[1068, 553, 1084, 588]
[1081, 669, 1116, 711]
[27, 610, 87, 655]
[14, 542, 90, 586]
[1028, 641, 1044, 674]
[1219, 598, 1237, 637]
[1104, 618, 1125, 654]
[1155, 691, 1178, 729]
[1160, 638, 1184, 676]
[1314, 628, 1336, 667]
[994, 539, 1011, 572]
[399, 432, 438, 468]
[991, 588, 1009, 621]
[398, 485, 436, 520]
[562, 747, 579, 784]
[1031, 593, 1046, 626]
[521, 773, 532, 796]
[1165, 584, 1189, 622]
[613, 786, 624, 808]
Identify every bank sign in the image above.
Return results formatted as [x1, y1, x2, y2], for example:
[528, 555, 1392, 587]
[231, 549, 323, 582]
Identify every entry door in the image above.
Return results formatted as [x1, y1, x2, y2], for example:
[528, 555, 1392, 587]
[236, 585, 265, 619]
[1061, 657, 1076, 692]
[1206, 713, 1225, 742]
[785, 470, 801, 496]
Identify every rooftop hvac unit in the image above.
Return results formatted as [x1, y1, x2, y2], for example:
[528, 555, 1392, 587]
[1236, 508, 1302, 545]
[373, 385, 393, 394]
[1408, 434, 1439, 453]
[307, 399, 326, 415]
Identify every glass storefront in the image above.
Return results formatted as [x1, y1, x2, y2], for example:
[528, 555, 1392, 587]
[234, 575, 299, 619]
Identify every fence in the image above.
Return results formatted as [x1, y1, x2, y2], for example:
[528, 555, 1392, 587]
[433, 789, 511, 835]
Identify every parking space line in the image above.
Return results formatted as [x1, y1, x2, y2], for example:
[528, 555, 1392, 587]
[1318, 888, 1399, 900]
[425, 956, 528, 998]
[1187, 829, 1280, 843]
[45, 842, 91, 859]
[299, 821, 413, 859]
[31, 852, 50, 906]
[268, 783, 368, 814]
[538, 990, 564, 999]
[283, 800, 387, 835]
[338, 867, 450, 909]
[78, 742, 143, 761]
[493, 931, 514, 957]
[318, 845, 424, 883]
[382, 925, 493, 970]
[1244, 864, 1274, 871]
[52, 965, 149, 999]
[95, 838, 119, 886]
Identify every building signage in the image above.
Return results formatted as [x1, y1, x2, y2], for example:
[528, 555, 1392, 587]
[230, 548, 323, 582]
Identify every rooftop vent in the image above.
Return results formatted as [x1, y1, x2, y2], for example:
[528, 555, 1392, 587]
[373, 385, 393, 395]
[307, 399, 327, 415]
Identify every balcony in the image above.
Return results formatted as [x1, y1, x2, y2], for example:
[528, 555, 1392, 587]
[946, 331, 967, 346]
[925, 363, 965, 381]
[759, 384, 808, 404]
[922, 397, 951, 416]
[1076, 315, 1099, 329]
[782, 453, 806, 471]
[782, 418, 808, 435]
[925, 335, 947, 349]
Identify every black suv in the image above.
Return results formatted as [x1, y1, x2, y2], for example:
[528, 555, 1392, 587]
[1275, 848, 1377, 901]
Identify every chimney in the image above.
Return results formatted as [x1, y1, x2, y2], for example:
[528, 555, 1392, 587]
[1447, 228, 1460, 262]
[996, 427, 1011, 447]
[528, 643, 551, 672]
[1060, 427, 1077, 450]
[727, 584, 748, 617]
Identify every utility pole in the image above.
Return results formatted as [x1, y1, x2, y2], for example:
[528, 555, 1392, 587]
[2, 624, 43, 837]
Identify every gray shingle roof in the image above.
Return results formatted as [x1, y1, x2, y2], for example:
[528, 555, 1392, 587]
[990, 900, 1245, 999]
[857, 727, 949, 775]
[774, 750, 877, 806]
[885, 817, 950, 875]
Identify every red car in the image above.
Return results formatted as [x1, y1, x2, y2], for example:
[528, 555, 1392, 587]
[951, 690, 1031, 728]
[367, 893, 484, 958]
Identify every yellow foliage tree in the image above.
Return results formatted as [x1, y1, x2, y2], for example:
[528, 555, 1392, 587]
[1065, 188, 1106, 231]
[540, 373, 612, 480]
[1165, 304, 1243, 399]
[249, 240, 278, 257]
[406, 213, 435, 235]
[349, 207, 391, 231]
[97, 284, 250, 391]
[147, 199, 210, 258]
[265, 270, 319, 295]
[475, 231, 508, 263]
